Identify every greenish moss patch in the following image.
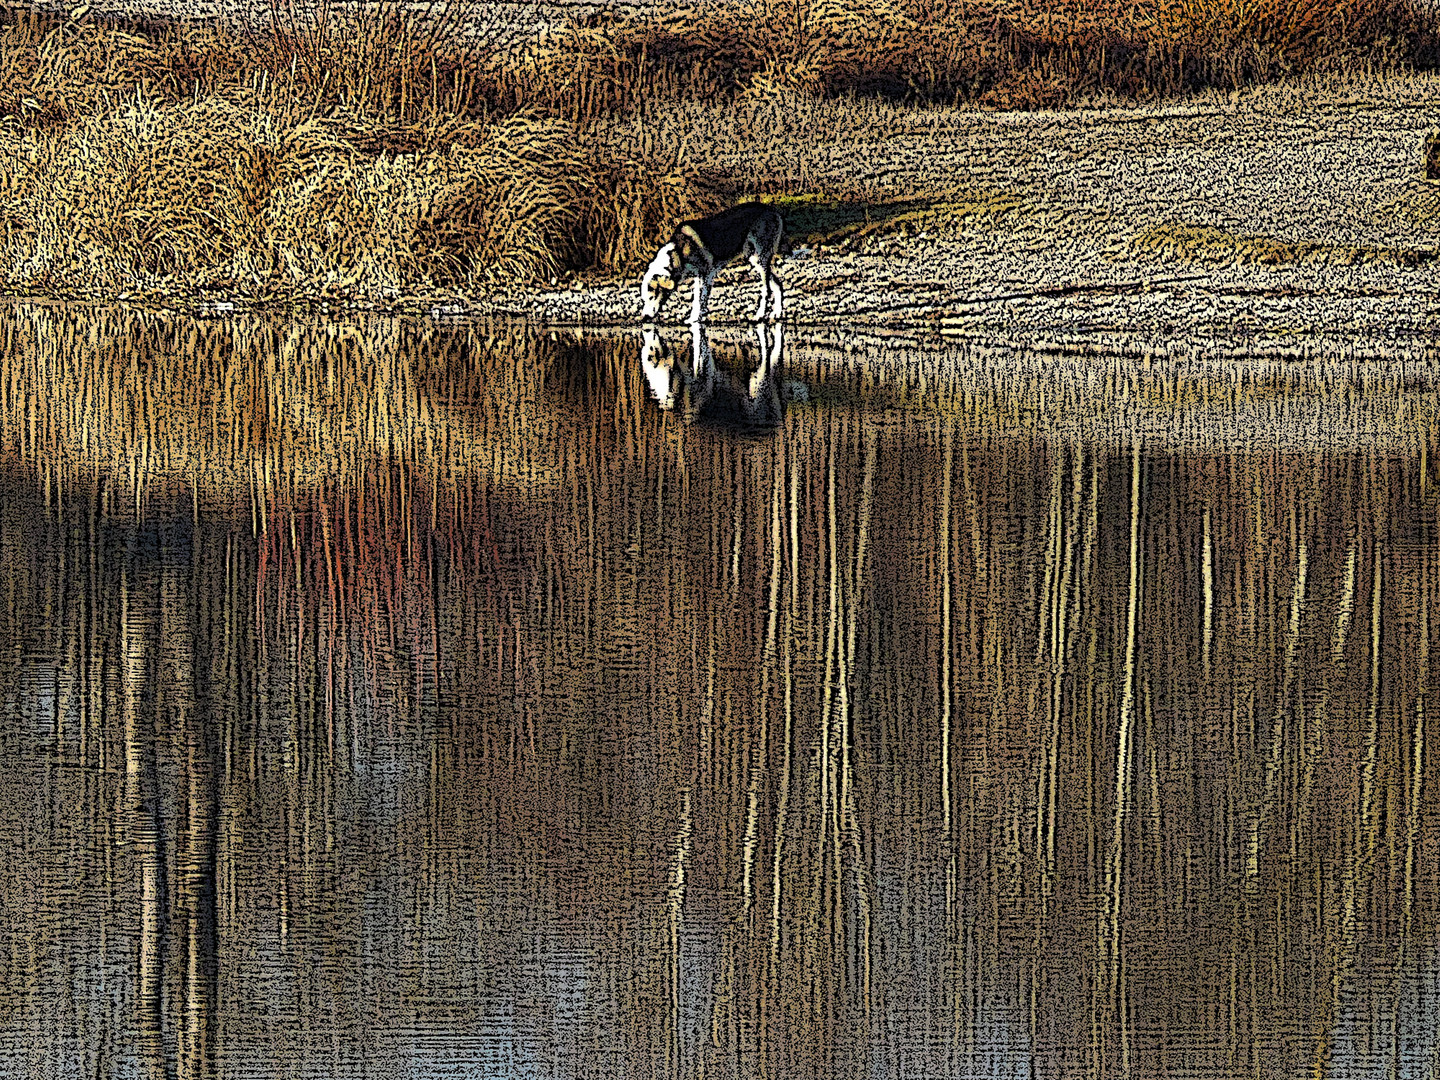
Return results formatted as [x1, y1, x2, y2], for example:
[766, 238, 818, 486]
[1132, 223, 1435, 267]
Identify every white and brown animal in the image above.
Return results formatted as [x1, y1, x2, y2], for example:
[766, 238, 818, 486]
[640, 203, 785, 323]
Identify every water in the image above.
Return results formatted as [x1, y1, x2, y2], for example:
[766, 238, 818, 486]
[0, 302, 1437, 1079]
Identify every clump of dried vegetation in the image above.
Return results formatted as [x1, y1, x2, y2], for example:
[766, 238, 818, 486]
[504, 0, 1440, 114]
[0, 1, 722, 300]
[1, 0, 1437, 302]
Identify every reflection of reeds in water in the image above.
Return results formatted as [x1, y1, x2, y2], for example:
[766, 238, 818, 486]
[0, 305, 576, 507]
[3, 313, 1439, 1076]
[6, 308, 1438, 515]
[792, 334, 1440, 454]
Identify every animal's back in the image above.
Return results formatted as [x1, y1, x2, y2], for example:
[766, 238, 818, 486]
[683, 202, 781, 232]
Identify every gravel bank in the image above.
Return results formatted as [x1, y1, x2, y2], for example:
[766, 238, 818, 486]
[469, 74, 1440, 359]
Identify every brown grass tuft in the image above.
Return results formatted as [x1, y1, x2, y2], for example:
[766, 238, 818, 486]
[491, 0, 1008, 113]
[484, 0, 1440, 119]
[0, 87, 720, 298]
[238, 0, 499, 124]
[0, 7, 243, 125]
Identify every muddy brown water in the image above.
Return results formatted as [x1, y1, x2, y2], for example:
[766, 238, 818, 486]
[0, 303, 1437, 1078]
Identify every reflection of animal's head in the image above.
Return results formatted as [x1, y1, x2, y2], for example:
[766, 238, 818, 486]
[639, 326, 682, 410]
[640, 324, 789, 429]
[639, 241, 682, 320]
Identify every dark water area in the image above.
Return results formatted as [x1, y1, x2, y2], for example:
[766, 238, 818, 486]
[0, 303, 1437, 1079]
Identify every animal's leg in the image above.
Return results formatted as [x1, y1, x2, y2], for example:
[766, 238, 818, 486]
[702, 271, 716, 321]
[768, 266, 784, 321]
[750, 253, 768, 321]
[744, 321, 785, 425]
[641, 325, 666, 367]
[691, 323, 708, 375]
[684, 324, 717, 418]
[640, 326, 681, 409]
[768, 319, 784, 368]
[690, 271, 713, 323]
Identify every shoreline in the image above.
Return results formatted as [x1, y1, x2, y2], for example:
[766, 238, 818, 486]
[9, 73, 1440, 357]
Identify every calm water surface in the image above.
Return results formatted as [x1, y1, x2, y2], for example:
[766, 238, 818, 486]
[0, 304, 1437, 1079]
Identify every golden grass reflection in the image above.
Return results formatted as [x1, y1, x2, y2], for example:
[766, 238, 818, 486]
[0, 303, 578, 510]
[0, 306, 1437, 1077]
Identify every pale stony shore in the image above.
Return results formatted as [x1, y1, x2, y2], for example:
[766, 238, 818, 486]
[465, 73, 1440, 360]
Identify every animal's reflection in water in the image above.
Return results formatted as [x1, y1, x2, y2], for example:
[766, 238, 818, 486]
[639, 322, 789, 428]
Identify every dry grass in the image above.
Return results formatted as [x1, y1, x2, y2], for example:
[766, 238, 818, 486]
[0, 6, 721, 297]
[1, 94, 717, 294]
[491, 0, 1012, 112]
[1383, 178, 1440, 226]
[491, 0, 1440, 118]
[230, 0, 511, 124]
[2, 0, 1439, 303]
[0, 6, 245, 125]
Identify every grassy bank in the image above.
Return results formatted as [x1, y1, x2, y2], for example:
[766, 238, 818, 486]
[1, 0, 1438, 304]
[507, 0, 1439, 113]
[0, 3, 725, 302]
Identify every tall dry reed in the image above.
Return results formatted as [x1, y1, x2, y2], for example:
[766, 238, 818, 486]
[489, 0, 1439, 114]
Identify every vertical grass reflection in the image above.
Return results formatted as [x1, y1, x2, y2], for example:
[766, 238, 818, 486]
[0, 309, 1437, 1078]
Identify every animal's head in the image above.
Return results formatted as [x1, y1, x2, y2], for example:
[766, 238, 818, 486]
[640, 242, 681, 320]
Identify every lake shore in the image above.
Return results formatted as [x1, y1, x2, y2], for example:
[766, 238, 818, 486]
[8, 64, 1440, 359]
[453, 74, 1440, 358]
